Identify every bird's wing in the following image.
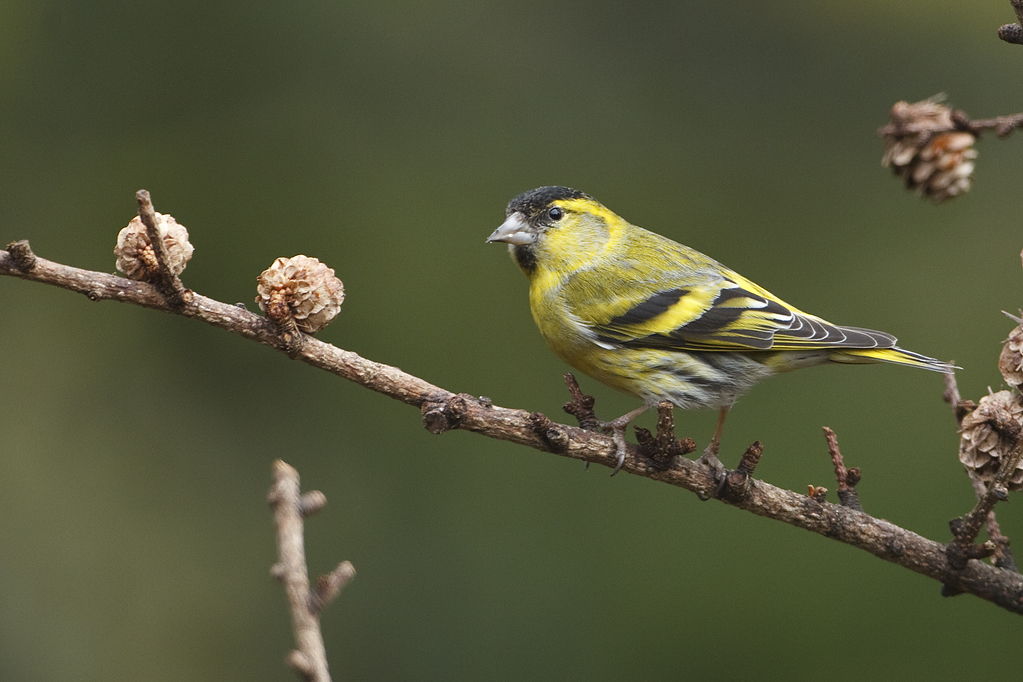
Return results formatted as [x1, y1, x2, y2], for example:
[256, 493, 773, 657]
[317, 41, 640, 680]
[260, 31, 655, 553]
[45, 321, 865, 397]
[589, 275, 895, 352]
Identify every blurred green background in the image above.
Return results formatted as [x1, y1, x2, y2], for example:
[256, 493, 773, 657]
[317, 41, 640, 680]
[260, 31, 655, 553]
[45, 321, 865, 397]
[2, 1, 1022, 679]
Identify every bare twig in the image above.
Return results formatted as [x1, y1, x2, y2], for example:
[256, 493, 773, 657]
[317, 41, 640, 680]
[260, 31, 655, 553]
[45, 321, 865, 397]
[987, 515, 1019, 572]
[959, 113, 1023, 138]
[878, 109, 1023, 140]
[823, 427, 863, 511]
[721, 441, 763, 502]
[3, 236, 1023, 614]
[948, 416, 1023, 571]
[968, 475, 1019, 572]
[942, 372, 973, 427]
[561, 373, 600, 432]
[633, 401, 697, 469]
[311, 562, 357, 615]
[269, 460, 354, 682]
[135, 190, 188, 307]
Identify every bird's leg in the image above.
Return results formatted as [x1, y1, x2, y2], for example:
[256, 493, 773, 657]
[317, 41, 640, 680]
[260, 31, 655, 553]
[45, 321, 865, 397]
[600, 404, 650, 476]
[697, 406, 730, 480]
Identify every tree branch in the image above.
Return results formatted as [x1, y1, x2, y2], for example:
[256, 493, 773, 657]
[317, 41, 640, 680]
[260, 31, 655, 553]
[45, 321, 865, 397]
[134, 189, 188, 306]
[3, 237, 1023, 615]
[823, 426, 863, 512]
[269, 459, 355, 682]
[948, 414, 1023, 570]
[878, 107, 1023, 140]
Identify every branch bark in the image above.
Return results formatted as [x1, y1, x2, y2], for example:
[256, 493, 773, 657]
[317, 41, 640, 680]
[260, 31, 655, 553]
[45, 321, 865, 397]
[269, 459, 355, 682]
[878, 108, 1023, 140]
[3, 239, 1023, 614]
[134, 189, 188, 306]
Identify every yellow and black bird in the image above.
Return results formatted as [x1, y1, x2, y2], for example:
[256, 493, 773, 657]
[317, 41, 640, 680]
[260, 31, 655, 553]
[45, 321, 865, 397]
[487, 186, 953, 474]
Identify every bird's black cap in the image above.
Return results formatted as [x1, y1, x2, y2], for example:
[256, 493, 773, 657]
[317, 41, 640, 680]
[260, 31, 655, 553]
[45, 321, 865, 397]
[506, 186, 590, 217]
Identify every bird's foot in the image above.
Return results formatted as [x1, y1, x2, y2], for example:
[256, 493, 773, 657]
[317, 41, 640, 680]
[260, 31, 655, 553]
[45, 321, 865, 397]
[598, 404, 651, 476]
[601, 414, 633, 476]
[696, 438, 728, 499]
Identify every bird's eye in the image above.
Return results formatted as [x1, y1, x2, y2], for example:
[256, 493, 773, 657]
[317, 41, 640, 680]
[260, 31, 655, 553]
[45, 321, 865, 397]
[547, 207, 564, 222]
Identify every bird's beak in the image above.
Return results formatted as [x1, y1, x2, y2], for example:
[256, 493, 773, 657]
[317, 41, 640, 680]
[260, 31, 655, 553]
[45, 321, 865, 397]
[486, 212, 535, 245]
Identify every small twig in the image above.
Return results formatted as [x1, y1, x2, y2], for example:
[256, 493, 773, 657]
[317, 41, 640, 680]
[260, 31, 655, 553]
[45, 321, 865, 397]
[968, 465, 1019, 572]
[311, 562, 357, 615]
[735, 442, 763, 476]
[878, 109, 1023, 140]
[300, 491, 328, 517]
[633, 401, 697, 469]
[561, 373, 600, 432]
[721, 441, 763, 501]
[823, 427, 863, 511]
[986, 512, 1019, 572]
[960, 113, 1023, 138]
[942, 372, 974, 427]
[948, 418, 1023, 570]
[999, 0, 1023, 44]
[269, 460, 353, 682]
[135, 190, 188, 307]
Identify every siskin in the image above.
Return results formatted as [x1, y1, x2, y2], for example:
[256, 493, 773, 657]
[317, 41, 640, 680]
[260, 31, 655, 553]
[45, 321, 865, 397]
[487, 186, 953, 475]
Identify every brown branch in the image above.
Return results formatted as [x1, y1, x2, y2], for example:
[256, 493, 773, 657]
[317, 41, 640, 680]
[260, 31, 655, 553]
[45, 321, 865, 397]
[135, 190, 188, 307]
[948, 415, 1023, 571]
[0, 242, 444, 407]
[4, 240, 1023, 614]
[561, 373, 600, 432]
[268, 459, 354, 682]
[960, 113, 1023, 138]
[633, 401, 697, 470]
[721, 441, 763, 502]
[311, 562, 357, 615]
[942, 372, 974, 427]
[823, 427, 862, 511]
[878, 109, 1023, 140]
[968, 474, 1019, 572]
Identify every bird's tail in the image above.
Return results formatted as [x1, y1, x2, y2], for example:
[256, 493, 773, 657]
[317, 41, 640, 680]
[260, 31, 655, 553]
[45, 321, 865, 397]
[831, 346, 955, 373]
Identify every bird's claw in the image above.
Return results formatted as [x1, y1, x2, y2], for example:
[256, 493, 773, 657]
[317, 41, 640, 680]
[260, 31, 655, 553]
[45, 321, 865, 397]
[610, 428, 628, 476]
[597, 404, 650, 476]
[696, 439, 728, 499]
